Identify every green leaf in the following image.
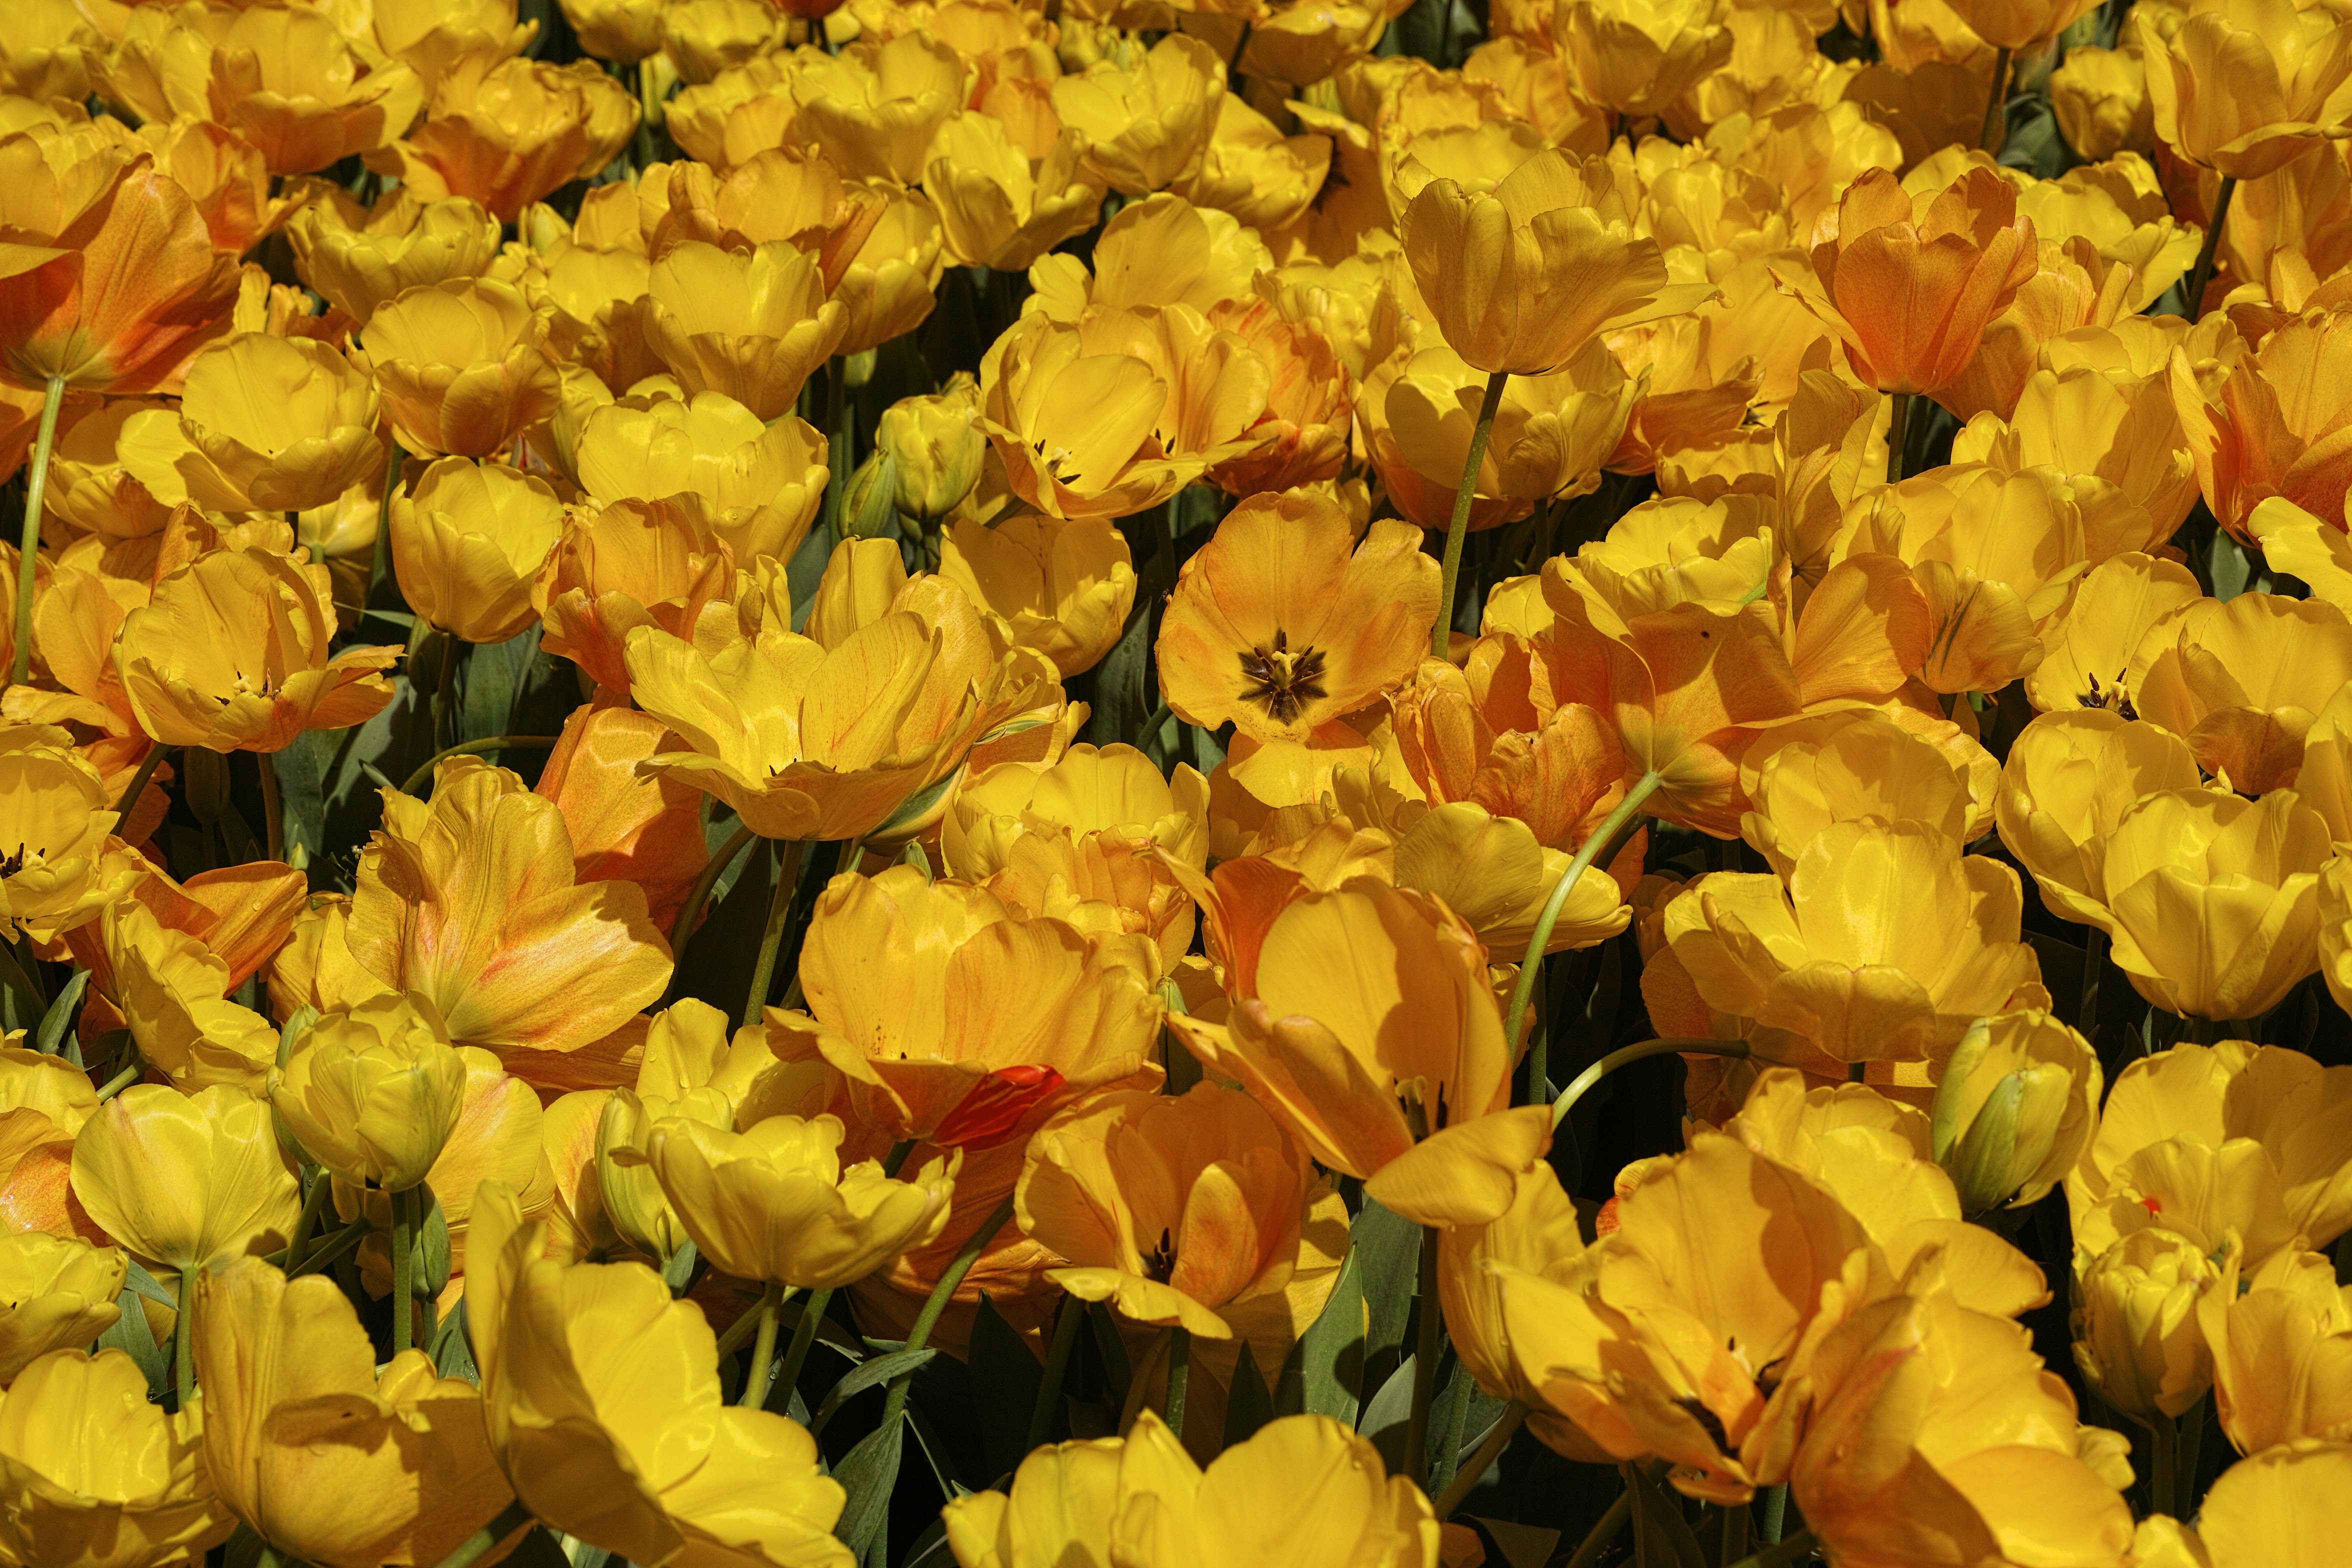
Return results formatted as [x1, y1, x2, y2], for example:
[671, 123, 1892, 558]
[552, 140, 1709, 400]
[1224, 1340, 1274, 1447]
[96, 1283, 169, 1400]
[1279, 1244, 1363, 1423]
[672, 838, 776, 1013]
[1086, 592, 1154, 748]
[1353, 1197, 1420, 1381]
[832, 1414, 906, 1567]
[1088, 1300, 1132, 1412]
[1360, 1354, 1418, 1458]
[458, 625, 540, 744]
[434, 1298, 478, 1382]
[270, 729, 332, 876]
[967, 1294, 1044, 1480]
[124, 1259, 180, 1310]
[812, 1348, 936, 1435]
[34, 968, 86, 1056]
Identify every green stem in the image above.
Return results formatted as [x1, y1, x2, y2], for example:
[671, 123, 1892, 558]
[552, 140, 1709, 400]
[1504, 772, 1664, 1074]
[110, 743, 173, 824]
[2184, 176, 2236, 318]
[1162, 1324, 1190, 1439]
[876, 1195, 1018, 1432]
[1402, 1223, 1444, 1484]
[430, 634, 459, 754]
[260, 754, 284, 862]
[1433, 369, 1511, 658]
[396, 735, 560, 797]
[171, 1270, 194, 1412]
[2078, 928, 2104, 1038]
[430, 1498, 536, 1568]
[1886, 390, 1913, 485]
[1566, 1490, 1632, 1568]
[284, 1170, 332, 1272]
[8, 375, 66, 686]
[672, 820, 756, 950]
[1028, 1294, 1084, 1448]
[94, 1056, 144, 1101]
[741, 839, 808, 1028]
[1554, 1038, 1750, 1128]
[372, 444, 405, 600]
[391, 1185, 416, 1358]
[770, 1286, 830, 1407]
[1434, 1401, 1526, 1520]
[290, 1214, 368, 1278]
[2150, 1411, 2178, 1519]
[740, 1280, 784, 1408]
[1724, 1528, 1816, 1568]
[1978, 46, 2012, 152]
[1758, 1484, 1788, 1544]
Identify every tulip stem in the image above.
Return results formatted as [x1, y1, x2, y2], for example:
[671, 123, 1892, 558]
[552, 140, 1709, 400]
[170, 1271, 195, 1412]
[260, 753, 284, 862]
[740, 1280, 786, 1408]
[1432, 369, 1512, 659]
[430, 632, 460, 754]
[1978, 47, 2012, 152]
[1885, 391, 1913, 484]
[1402, 1224, 1444, 1484]
[284, 1169, 333, 1272]
[742, 839, 808, 1028]
[1724, 1528, 1816, 1568]
[7, 374, 66, 688]
[290, 1213, 370, 1278]
[1564, 1490, 1632, 1568]
[396, 736, 561, 796]
[876, 1194, 1018, 1434]
[2150, 1410, 2178, 1518]
[1162, 1324, 1190, 1438]
[112, 744, 173, 826]
[1758, 1483, 1787, 1543]
[1434, 1400, 1528, 1520]
[2184, 176, 2237, 318]
[430, 1498, 536, 1568]
[1554, 1038, 1751, 1130]
[1505, 772, 1664, 1080]
[391, 1184, 416, 1358]
[94, 1056, 144, 1101]
[772, 1286, 831, 1408]
[372, 445, 405, 600]
[671, 820, 757, 952]
[1028, 1294, 1086, 1448]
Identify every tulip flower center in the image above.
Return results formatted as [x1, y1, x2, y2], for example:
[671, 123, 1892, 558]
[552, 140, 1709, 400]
[1144, 1226, 1176, 1282]
[1238, 630, 1328, 724]
[2080, 670, 2139, 721]
[0, 843, 30, 877]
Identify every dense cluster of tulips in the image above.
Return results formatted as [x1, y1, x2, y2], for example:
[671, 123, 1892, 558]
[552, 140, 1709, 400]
[7, 0, 2352, 1564]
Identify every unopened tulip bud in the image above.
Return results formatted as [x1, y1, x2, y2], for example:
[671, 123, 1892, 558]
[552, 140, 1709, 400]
[1932, 1010, 2102, 1216]
[270, 994, 468, 1193]
[2071, 1228, 2220, 1422]
[594, 1086, 729, 1266]
[840, 450, 904, 541]
[876, 376, 986, 520]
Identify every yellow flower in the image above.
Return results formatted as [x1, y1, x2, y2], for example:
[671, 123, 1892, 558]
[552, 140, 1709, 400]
[624, 542, 1062, 844]
[876, 374, 986, 522]
[573, 392, 828, 566]
[1169, 878, 1549, 1228]
[2133, 592, 2352, 793]
[1552, 0, 1733, 116]
[1994, 709, 2206, 928]
[1052, 34, 1226, 196]
[1736, 708, 1988, 879]
[643, 240, 847, 422]
[1018, 1084, 1314, 1338]
[271, 994, 468, 1194]
[1156, 489, 1438, 746]
[2052, 45, 2156, 160]
[2172, 308, 2352, 544]
[390, 458, 566, 644]
[157, 334, 384, 514]
[1932, 1009, 2102, 1216]
[1175, 94, 1334, 235]
[468, 1184, 853, 1567]
[647, 1113, 958, 1289]
[287, 192, 502, 326]
[190, 1257, 512, 1568]
[70, 1085, 300, 1272]
[832, 184, 947, 358]
[2021, 550, 2203, 718]
[942, 1410, 1440, 1568]
[356, 277, 563, 461]
[366, 56, 637, 223]
[98, 897, 279, 1092]
[2132, 1442, 2352, 1568]
[2082, 787, 2329, 1022]
[343, 759, 674, 1057]
[2070, 1228, 2220, 1422]
[532, 498, 740, 696]
[790, 32, 965, 184]
[1436, 1160, 1587, 1410]
[0, 1350, 229, 1568]
[1652, 822, 2048, 1082]
[0, 1228, 122, 1384]
[925, 116, 1105, 272]
[2137, 0, 2352, 178]
[0, 724, 136, 944]
[2198, 1243, 2352, 1453]
[560, 0, 664, 62]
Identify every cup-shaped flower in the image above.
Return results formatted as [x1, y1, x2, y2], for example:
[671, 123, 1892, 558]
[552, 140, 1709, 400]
[467, 1184, 853, 1568]
[573, 392, 827, 566]
[646, 1112, 958, 1290]
[356, 277, 563, 461]
[190, 1256, 513, 1568]
[0, 1228, 123, 1384]
[2137, 0, 2352, 178]
[939, 512, 1136, 680]
[2134, 1444, 2352, 1568]
[69, 1084, 300, 1272]
[194, 3, 424, 176]
[2196, 1243, 2352, 1454]
[789, 32, 964, 184]
[116, 547, 400, 752]
[0, 724, 132, 944]
[1156, 488, 1438, 746]
[366, 56, 637, 222]
[391, 458, 566, 643]
[0, 1350, 229, 1568]
[1931, 1009, 2102, 1216]
[2051, 45, 2155, 160]
[876, 374, 986, 522]
[288, 192, 502, 326]
[1736, 708, 1985, 879]
[1551, 0, 1734, 117]
[534, 498, 739, 695]
[162, 334, 385, 514]
[2170, 308, 2352, 545]
[1994, 709, 2206, 927]
[1017, 1084, 1314, 1338]
[925, 116, 1103, 272]
[1050, 34, 1225, 196]
[271, 994, 468, 1194]
[642, 241, 846, 422]
[99, 898, 281, 1094]
[2070, 1227, 2222, 1423]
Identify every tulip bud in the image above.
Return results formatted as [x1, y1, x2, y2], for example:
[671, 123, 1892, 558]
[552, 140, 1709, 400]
[1932, 1010, 2102, 1216]
[2070, 1228, 2220, 1422]
[876, 377, 986, 520]
[840, 450, 904, 540]
[594, 1086, 730, 1266]
[270, 994, 468, 1193]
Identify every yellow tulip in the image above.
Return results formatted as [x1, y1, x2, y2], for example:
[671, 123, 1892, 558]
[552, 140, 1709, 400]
[0, 723, 138, 944]
[2133, 1442, 2352, 1568]
[2070, 1228, 2220, 1422]
[1736, 708, 1985, 878]
[2172, 308, 2352, 544]
[156, 334, 384, 514]
[647, 1112, 958, 1289]
[1994, 709, 2206, 928]
[2134, 592, 2352, 794]
[924, 116, 1104, 272]
[69, 1085, 300, 1272]
[1436, 1160, 1586, 1410]
[356, 276, 564, 461]
[1051, 34, 1226, 196]
[658, 0, 778, 83]
[366, 56, 637, 223]
[560, 0, 664, 62]
[790, 32, 966, 184]
[532, 497, 739, 696]
[2137, 0, 2352, 178]
[572, 392, 828, 566]
[286, 192, 502, 328]
[390, 458, 566, 644]
[642, 240, 847, 422]
[2052, 46, 2156, 162]
[0, 1228, 122, 1384]
[596, 1084, 726, 1267]
[1932, 1008, 2102, 1216]
[0, 1349, 229, 1568]
[876, 374, 986, 522]
[190, 1257, 512, 1568]
[2198, 1243, 2352, 1453]
[1174, 93, 1334, 235]
[271, 994, 468, 1194]
[831, 184, 947, 358]
[2020, 550, 2202, 718]
[1552, 0, 1733, 117]
[98, 898, 279, 1092]
[466, 1184, 853, 1568]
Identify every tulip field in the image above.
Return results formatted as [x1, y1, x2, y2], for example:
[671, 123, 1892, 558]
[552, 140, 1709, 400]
[3, 0, 2352, 1564]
